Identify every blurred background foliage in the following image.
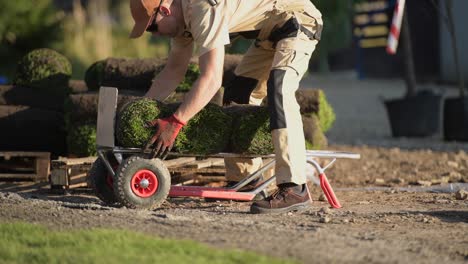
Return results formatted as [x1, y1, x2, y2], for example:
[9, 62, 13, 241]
[0, 0, 353, 82]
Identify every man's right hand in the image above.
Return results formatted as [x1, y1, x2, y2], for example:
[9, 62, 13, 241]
[144, 115, 186, 159]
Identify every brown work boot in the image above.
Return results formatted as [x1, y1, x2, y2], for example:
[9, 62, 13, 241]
[250, 183, 311, 214]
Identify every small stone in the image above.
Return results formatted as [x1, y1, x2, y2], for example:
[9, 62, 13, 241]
[319, 207, 331, 214]
[390, 178, 405, 184]
[350, 218, 356, 223]
[455, 189, 468, 200]
[434, 199, 450, 204]
[319, 216, 331, 223]
[447, 161, 459, 168]
[343, 219, 349, 223]
[287, 212, 293, 216]
[416, 180, 432, 187]
[358, 201, 370, 205]
[431, 176, 450, 185]
[318, 194, 326, 202]
[423, 218, 429, 223]
[374, 178, 386, 185]
[447, 171, 462, 182]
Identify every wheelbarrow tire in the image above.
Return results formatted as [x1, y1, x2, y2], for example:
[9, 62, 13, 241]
[89, 158, 119, 205]
[114, 156, 171, 209]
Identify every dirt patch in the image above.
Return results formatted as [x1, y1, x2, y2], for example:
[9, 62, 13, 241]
[1, 145, 467, 264]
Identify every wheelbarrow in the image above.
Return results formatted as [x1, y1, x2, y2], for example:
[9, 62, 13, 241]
[90, 87, 360, 210]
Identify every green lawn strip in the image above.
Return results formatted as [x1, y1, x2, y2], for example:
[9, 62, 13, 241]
[0, 222, 296, 264]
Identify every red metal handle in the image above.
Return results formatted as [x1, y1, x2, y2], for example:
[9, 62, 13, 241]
[319, 173, 342, 209]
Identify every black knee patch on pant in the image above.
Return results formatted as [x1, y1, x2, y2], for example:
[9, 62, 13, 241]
[222, 75, 259, 105]
[267, 69, 287, 130]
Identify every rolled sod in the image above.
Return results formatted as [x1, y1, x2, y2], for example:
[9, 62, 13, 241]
[64, 91, 141, 126]
[296, 89, 335, 133]
[115, 99, 232, 154]
[296, 89, 320, 115]
[0, 105, 66, 156]
[226, 105, 273, 155]
[85, 58, 166, 91]
[115, 98, 165, 148]
[0, 85, 65, 112]
[222, 54, 243, 86]
[303, 114, 328, 150]
[172, 103, 232, 154]
[13, 48, 72, 97]
[175, 63, 200, 93]
[84, 58, 201, 93]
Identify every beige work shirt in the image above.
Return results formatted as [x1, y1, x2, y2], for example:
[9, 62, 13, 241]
[172, 0, 322, 56]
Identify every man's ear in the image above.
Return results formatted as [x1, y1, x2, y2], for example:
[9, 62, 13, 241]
[159, 5, 171, 16]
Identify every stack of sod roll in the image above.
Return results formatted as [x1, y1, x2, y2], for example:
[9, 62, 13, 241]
[0, 49, 72, 156]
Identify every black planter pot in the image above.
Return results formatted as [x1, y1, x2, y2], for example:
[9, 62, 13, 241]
[384, 91, 442, 137]
[443, 97, 468, 141]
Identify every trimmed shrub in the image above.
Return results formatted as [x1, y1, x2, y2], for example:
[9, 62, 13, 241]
[317, 90, 335, 133]
[13, 48, 72, 96]
[67, 122, 97, 157]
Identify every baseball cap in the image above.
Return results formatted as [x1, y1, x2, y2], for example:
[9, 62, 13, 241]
[129, 0, 161, 38]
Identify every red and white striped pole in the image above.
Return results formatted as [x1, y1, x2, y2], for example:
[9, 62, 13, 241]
[387, 0, 406, 54]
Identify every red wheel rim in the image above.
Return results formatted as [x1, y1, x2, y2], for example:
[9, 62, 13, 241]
[130, 169, 159, 198]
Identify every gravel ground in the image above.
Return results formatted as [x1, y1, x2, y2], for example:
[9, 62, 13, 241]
[1, 73, 467, 263]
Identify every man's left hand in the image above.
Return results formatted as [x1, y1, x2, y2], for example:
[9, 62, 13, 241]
[144, 115, 186, 159]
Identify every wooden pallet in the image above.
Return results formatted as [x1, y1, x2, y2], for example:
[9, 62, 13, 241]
[164, 157, 227, 186]
[50, 156, 97, 190]
[0, 151, 50, 182]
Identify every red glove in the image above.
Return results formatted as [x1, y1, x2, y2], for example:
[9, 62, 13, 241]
[144, 115, 186, 159]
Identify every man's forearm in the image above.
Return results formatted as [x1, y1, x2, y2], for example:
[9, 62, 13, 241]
[146, 66, 187, 101]
[173, 47, 224, 123]
[174, 73, 221, 122]
[146, 41, 193, 101]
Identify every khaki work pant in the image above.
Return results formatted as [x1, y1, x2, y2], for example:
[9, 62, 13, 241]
[224, 0, 322, 185]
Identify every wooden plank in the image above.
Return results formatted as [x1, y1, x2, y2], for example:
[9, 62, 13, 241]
[184, 158, 224, 169]
[50, 169, 68, 186]
[69, 173, 87, 181]
[0, 151, 50, 182]
[0, 173, 37, 178]
[97, 87, 118, 147]
[34, 155, 50, 182]
[68, 182, 89, 189]
[170, 167, 226, 175]
[52, 157, 97, 167]
[0, 151, 50, 158]
[163, 157, 196, 168]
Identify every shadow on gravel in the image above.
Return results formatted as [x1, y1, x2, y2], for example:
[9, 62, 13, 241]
[409, 210, 468, 223]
